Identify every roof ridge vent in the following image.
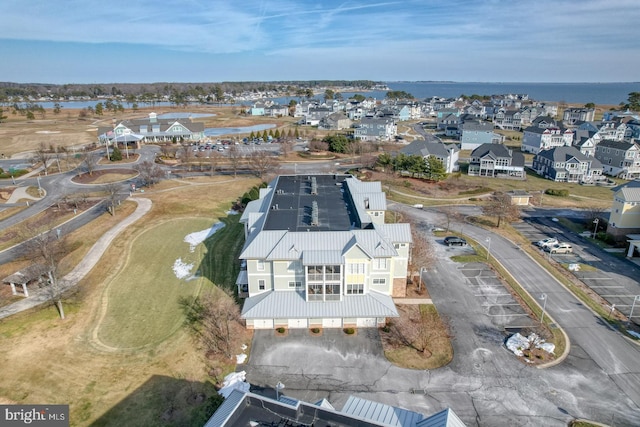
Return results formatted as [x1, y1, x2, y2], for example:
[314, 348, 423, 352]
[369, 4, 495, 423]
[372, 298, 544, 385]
[311, 200, 319, 226]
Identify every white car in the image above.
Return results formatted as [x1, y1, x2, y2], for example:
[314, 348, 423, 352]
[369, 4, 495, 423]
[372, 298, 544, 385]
[536, 238, 558, 248]
[547, 243, 573, 254]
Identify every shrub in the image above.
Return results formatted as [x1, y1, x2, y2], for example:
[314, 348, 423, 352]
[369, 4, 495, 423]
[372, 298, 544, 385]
[545, 189, 569, 197]
[110, 146, 123, 161]
[310, 327, 320, 334]
[343, 327, 355, 335]
[276, 327, 285, 334]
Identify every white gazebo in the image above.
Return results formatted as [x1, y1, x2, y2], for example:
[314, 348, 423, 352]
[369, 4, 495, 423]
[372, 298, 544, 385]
[2, 264, 51, 298]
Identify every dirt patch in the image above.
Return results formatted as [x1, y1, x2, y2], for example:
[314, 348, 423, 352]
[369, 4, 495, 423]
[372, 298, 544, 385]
[366, 169, 487, 198]
[72, 169, 137, 184]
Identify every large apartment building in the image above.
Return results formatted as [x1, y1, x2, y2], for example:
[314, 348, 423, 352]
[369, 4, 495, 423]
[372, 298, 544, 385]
[237, 174, 412, 329]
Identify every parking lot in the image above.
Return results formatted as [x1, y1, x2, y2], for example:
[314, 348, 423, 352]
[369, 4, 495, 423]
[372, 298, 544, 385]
[513, 218, 640, 325]
[435, 237, 538, 331]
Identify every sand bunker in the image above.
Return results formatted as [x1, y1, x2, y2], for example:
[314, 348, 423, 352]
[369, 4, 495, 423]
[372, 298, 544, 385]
[35, 130, 61, 134]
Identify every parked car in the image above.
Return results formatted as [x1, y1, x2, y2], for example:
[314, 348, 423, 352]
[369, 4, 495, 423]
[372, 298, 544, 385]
[547, 243, 573, 254]
[444, 236, 467, 246]
[535, 237, 558, 248]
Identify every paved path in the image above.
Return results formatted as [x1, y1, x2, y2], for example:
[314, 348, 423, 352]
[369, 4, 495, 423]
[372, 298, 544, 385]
[5, 186, 42, 204]
[393, 297, 433, 304]
[0, 197, 152, 320]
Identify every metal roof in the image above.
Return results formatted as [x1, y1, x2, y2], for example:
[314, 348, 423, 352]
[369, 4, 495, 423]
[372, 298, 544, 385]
[416, 408, 467, 427]
[341, 396, 425, 427]
[241, 290, 399, 319]
[203, 388, 246, 427]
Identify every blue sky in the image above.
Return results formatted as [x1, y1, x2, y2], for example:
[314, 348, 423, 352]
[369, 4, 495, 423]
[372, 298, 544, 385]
[1, 0, 638, 84]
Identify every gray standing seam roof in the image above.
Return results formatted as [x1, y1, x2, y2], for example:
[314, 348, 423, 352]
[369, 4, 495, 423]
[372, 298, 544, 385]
[241, 290, 399, 319]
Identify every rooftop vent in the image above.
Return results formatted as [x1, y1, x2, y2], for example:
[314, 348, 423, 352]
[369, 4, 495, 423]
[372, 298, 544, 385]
[310, 201, 319, 226]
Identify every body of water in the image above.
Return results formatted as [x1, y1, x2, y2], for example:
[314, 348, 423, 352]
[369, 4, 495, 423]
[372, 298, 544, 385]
[384, 81, 640, 105]
[157, 112, 215, 119]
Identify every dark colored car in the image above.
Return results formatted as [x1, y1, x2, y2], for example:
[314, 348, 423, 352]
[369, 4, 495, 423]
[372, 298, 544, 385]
[444, 236, 467, 246]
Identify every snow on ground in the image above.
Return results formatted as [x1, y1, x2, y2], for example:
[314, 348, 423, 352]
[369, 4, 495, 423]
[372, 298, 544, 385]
[218, 371, 250, 398]
[172, 258, 195, 279]
[236, 353, 247, 364]
[227, 209, 240, 215]
[506, 332, 555, 358]
[184, 222, 226, 252]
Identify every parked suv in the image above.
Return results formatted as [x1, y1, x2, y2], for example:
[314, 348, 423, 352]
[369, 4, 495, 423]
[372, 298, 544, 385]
[444, 236, 467, 246]
[547, 243, 573, 254]
[536, 237, 558, 248]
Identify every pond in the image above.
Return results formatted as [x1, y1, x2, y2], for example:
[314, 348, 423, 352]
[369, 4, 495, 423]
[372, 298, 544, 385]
[204, 124, 276, 136]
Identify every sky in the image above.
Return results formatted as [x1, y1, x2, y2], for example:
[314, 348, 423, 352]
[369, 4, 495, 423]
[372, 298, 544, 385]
[1, 0, 639, 84]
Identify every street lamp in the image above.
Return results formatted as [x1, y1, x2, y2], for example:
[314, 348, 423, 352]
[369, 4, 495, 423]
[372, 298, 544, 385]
[275, 381, 285, 401]
[592, 218, 600, 239]
[36, 174, 42, 195]
[419, 267, 426, 292]
[486, 237, 492, 260]
[627, 295, 640, 327]
[540, 293, 548, 324]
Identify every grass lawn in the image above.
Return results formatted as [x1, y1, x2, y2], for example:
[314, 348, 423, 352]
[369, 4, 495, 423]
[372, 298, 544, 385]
[96, 218, 214, 349]
[0, 176, 259, 426]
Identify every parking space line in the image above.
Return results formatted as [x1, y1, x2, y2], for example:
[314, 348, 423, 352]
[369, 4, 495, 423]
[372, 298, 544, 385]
[588, 285, 626, 288]
[601, 294, 635, 298]
[474, 293, 512, 297]
[488, 314, 531, 317]
[482, 303, 522, 306]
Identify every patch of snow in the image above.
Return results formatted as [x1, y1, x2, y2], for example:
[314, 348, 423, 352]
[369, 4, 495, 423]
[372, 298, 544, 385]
[506, 332, 554, 358]
[241, 344, 248, 350]
[629, 330, 640, 339]
[218, 371, 250, 399]
[227, 209, 240, 215]
[172, 258, 194, 279]
[184, 222, 226, 252]
[236, 353, 247, 364]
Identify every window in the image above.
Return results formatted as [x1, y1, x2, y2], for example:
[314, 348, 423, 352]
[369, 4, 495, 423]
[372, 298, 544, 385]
[257, 260, 265, 271]
[288, 281, 302, 289]
[326, 265, 341, 280]
[307, 265, 323, 281]
[348, 263, 365, 274]
[372, 278, 386, 286]
[346, 284, 364, 294]
[373, 258, 388, 270]
[258, 280, 265, 290]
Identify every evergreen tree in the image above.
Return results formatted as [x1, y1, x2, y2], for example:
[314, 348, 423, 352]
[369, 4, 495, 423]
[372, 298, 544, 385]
[110, 145, 123, 161]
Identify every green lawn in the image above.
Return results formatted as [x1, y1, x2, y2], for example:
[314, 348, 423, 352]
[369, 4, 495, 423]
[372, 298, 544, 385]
[97, 218, 218, 349]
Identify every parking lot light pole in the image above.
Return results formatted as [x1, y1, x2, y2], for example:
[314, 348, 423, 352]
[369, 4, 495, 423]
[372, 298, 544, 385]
[419, 267, 426, 292]
[540, 293, 548, 324]
[486, 237, 492, 260]
[628, 295, 640, 327]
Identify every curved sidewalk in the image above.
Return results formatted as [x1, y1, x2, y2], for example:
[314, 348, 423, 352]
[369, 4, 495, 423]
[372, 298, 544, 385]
[0, 197, 152, 320]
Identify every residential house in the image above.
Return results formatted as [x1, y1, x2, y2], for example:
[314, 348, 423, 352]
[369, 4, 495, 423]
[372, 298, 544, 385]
[250, 102, 266, 116]
[594, 140, 640, 179]
[318, 112, 352, 131]
[519, 106, 539, 127]
[437, 113, 460, 131]
[354, 117, 397, 141]
[436, 107, 461, 120]
[264, 104, 289, 117]
[531, 115, 558, 129]
[399, 140, 460, 173]
[521, 125, 574, 154]
[602, 110, 640, 122]
[305, 106, 333, 125]
[237, 174, 412, 329]
[206, 389, 467, 427]
[563, 108, 595, 125]
[532, 146, 604, 183]
[97, 112, 205, 147]
[294, 101, 314, 118]
[574, 132, 599, 157]
[607, 180, 640, 240]
[494, 108, 522, 130]
[468, 143, 525, 179]
[460, 121, 502, 150]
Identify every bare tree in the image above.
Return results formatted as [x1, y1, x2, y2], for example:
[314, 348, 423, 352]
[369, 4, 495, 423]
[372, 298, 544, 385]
[280, 140, 294, 158]
[227, 145, 243, 178]
[246, 150, 280, 181]
[180, 289, 242, 359]
[104, 183, 121, 216]
[409, 226, 436, 293]
[160, 143, 177, 159]
[21, 229, 68, 319]
[208, 151, 221, 176]
[137, 160, 164, 187]
[34, 142, 52, 175]
[179, 145, 194, 171]
[389, 306, 450, 357]
[81, 152, 100, 176]
[483, 192, 521, 228]
[438, 205, 463, 232]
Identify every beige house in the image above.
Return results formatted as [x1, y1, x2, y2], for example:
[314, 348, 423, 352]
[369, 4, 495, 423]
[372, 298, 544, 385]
[237, 174, 412, 329]
[607, 180, 640, 240]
